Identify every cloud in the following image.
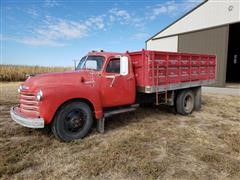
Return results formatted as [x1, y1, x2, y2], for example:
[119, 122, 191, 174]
[148, 1, 178, 20]
[13, 8, 144, 47]
[108, 8, 144, 29]
[109, 8, 131, 21]
[25, 8, 39, 18]
[44, 0, 59, 7]
[16, 17, 88, 47]
[109, 15, 116, 22]
[182, 0, 203, 12]
[38, 19, 88, 39]
[85, 16, 105, 29]
[4, 0, 203, 47]
[147, 0, 203, 20]
[14, 15, 107, 47]
[18, 38, 65, 47]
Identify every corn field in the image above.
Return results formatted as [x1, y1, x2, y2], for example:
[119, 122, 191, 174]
[0, 64, 71, 82]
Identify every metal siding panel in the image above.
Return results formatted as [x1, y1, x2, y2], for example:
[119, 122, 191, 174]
[178, 26, 229, 87]
[147, 36, 178, 52]
[154, 0, 239, 39]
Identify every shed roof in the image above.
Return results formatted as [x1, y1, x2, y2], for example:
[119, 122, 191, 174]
[146, 0, 240, 42]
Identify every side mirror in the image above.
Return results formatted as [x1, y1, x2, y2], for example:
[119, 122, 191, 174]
[120, 56, 129, 76]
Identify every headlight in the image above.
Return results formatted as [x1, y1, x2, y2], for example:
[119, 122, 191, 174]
[36, 90, 43, 101]
[18, 85, 29, 93]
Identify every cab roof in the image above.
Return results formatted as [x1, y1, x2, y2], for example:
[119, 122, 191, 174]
[87, 51, 126, 58]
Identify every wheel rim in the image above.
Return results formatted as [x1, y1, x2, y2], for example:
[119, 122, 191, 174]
[183, 94, 193, 113]
[64, 109, 86, 134]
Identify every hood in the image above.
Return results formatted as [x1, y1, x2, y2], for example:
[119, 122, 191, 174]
[23, 70, 95, 91]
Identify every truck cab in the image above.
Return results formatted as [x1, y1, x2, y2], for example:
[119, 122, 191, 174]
[10, 51, 137, 141]
[79, 52, 136, 108]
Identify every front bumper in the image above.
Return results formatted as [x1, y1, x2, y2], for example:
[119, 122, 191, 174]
[10, 106, 44, 128]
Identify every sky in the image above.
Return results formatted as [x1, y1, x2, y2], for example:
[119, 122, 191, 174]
[1, 0, 203, 67]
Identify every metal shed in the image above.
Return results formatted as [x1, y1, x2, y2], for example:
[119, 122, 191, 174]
[146, 0, 240, 87]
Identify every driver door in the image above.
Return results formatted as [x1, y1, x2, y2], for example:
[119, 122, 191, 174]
[101, 57, 135, 107]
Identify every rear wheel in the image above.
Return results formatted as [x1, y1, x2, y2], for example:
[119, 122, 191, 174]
[51, 101, 93, 141]
[176, 90, 194, 115]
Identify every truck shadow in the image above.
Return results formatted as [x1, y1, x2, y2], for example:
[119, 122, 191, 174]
[19, 104, 176, 138]
[103, 104, 175, 132]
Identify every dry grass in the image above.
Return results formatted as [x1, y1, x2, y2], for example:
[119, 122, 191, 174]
[0, 82, 240, 179]
[0, 65, 71, 82]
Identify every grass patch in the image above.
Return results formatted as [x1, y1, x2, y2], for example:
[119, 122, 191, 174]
[78, 134, 170, 179]
[0, 141, 39, 177]
[0, 82, 240, 179]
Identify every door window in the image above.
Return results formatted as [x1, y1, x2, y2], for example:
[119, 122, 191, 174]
[106, 58, 120, 73]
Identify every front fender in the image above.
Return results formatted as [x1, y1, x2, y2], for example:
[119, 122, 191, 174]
[38, 85, 102, 124]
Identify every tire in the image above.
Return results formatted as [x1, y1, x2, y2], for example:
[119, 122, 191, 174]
[176, 90, 195, 115]
[51, 101, 93, 142]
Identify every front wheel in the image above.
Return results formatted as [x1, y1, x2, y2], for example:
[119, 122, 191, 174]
[51, 101, 93, 141]
[176, 90, 195, 115]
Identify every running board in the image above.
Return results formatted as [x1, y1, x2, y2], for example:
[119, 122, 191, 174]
[104, 107, 137, 117]
[97, 104, 139, 133]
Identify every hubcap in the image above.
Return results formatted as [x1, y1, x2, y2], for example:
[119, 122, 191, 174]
[64, 109, 86, 133]
[184, 94, 193, 113]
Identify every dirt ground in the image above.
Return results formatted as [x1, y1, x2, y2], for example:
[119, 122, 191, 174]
[0, 82, 240, 179]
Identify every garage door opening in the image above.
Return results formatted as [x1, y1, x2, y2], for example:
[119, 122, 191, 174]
[226, 23, 240, 83]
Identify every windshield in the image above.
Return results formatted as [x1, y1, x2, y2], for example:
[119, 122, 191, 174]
[76, 56, 104, 71]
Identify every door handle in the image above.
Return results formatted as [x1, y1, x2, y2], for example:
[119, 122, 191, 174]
[106, 75, 115, 79]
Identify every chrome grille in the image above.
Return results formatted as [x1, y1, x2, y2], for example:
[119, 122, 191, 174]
[19, 91, 39, 116]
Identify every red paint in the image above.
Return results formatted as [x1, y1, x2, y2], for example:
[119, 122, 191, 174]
[15, 50, 216, 125]
[128, 50, 216, 87]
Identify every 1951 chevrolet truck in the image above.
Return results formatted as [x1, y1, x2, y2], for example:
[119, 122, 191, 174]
[10, 49, 216, 141]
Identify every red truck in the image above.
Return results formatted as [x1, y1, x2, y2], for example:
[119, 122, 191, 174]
[10, 50, 216, 141]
